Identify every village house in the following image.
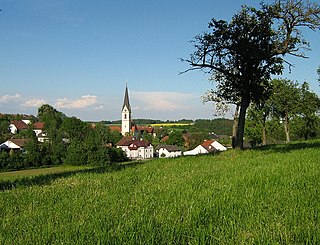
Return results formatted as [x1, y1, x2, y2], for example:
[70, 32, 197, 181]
[9, 120, 29, 134]
[155, 145, 182, 158]
[115, 85, 155, 159]
[8, 120, 48, 142]
[183, 140, 227, 156]
[0, 138, 30, 152]
[32, 122, 45, 136]
[116, 136, 154, 159]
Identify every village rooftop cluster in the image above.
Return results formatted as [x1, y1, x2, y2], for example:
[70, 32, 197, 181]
[0, 85, 227, 160]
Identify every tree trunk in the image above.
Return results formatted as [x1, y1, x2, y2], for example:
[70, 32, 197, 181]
[262, 112, 267, 146]
[284, 112, 290, 143]
[235, 97, 250, 149]
[232, 104, 240, 148]
[262, 124, 267, 145]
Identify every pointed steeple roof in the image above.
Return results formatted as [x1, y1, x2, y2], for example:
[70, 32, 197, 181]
[122, 84, 131, 111]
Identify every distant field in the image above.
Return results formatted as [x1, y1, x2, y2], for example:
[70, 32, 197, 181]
[150, 123, 193, 127]
[0, 140, 319, 244]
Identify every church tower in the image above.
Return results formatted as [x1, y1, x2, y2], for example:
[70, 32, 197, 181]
[121, 84, 131, 135]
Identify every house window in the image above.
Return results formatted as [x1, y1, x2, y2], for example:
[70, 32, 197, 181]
[124, 114, 127, 119]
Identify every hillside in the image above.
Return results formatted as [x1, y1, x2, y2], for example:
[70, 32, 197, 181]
[0, 140, 319, 244]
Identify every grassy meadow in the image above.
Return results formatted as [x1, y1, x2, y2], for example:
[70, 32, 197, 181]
[0, 165, 93, 181]
[0, 140, 319, 244]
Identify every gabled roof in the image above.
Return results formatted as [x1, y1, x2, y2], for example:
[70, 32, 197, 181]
[122, 85, 131, 111]
[11, 120, 28, 130]
[116, 137, 151, 149]
[128, 140, 150, 150]
[0, 138, 31, 149]
[33, 122, 45, 130]
[136, 126, 154, 133]
[116, 136, 135, 146]
[160, 135, 169, 142]
[201, 140, 217, 152]
[156, 145, 181, 152]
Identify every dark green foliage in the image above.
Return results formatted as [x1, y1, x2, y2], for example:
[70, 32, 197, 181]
[190, 119, 233, 135]
[0, 106, 127, 170]
[23, 139, 42, 167]
[245, 79, 320, 145]
[245, 109, 263, 147]
[187, 132, 208, 150]
[296, 82, 320, 140]
[166, 130, 185, 147]
[63, 140, 87, 166]
[61, 116, 89, 141]
[0, 120, 10, 143]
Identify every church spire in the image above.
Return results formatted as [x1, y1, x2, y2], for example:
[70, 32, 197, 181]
[122, 83, 131, 112]
[121, 83, 131, 135]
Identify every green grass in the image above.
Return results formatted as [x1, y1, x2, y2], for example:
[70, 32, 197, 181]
[0, 140, 319, 244]
[0, 165, 93, 181]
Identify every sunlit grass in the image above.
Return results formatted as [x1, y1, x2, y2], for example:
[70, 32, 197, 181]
[0, 140, 319, 244]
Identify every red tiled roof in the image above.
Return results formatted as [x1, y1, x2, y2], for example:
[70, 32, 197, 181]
[136, 126, 154, 133]
[11, 120, 28, 130]
[116, 136, 135, 146]
[33, 122, 45, 130]
[128, 140, 150, 150]
[201, 140, 217, 152]
[109, 125, 121, 133]
[160, 135, 169, 142]
[201, 140, 214, 147]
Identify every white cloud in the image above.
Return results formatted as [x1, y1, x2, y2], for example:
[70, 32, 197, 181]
[0, 93, 22, 103]
[131, 91, 197, 112]
[54, 95, 103, 110]
[22, 99, 47, 108]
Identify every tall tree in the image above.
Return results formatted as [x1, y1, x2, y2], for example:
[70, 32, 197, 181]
[297, 82, 320, 140]
[245, 98, 273, 146]
[37, 104, 66, 164]
[183, 0, 320, 148]
[271, 79, 300, 142]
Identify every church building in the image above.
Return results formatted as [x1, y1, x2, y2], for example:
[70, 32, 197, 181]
[121, 84, 132, 135]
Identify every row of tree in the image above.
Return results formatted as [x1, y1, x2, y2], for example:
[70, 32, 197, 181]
[0, 105, 127, 171]
[245, 79, 320, 146]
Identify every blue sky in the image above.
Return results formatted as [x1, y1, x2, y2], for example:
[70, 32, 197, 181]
[1, 0, 319, 121]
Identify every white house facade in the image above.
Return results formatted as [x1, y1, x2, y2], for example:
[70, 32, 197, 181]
[156, 145, 182, 158]
[117, 137, 154, 159]
[183, 140, 227, 156]
[0, 139, 30, 152]
[183, 145, 209, 156]
[9, 120, 28, 134]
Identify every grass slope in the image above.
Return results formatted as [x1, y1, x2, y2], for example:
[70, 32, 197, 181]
[0, 140, 319, 244]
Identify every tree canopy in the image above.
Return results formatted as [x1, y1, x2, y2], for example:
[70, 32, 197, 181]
[184, 0, 320, 148]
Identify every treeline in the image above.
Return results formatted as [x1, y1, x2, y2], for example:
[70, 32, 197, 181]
[0, 105, 127, 171]
[244, 79, 320, 147]
[189, 119, 233, 136]
[102, 119, 194, 125]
